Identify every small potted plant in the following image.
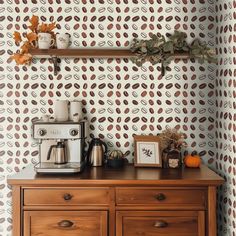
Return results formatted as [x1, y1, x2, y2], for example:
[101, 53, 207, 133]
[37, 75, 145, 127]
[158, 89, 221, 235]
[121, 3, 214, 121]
[158, 128, 187, 168]
[107, 150, 125, 168]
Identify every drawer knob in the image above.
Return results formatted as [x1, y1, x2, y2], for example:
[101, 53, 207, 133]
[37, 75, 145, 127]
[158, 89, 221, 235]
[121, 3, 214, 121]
[63, 193, 73, 201]
[155, 193, 166, 201]
[58, 220, 74, 228]
[154, 220, 168, 228]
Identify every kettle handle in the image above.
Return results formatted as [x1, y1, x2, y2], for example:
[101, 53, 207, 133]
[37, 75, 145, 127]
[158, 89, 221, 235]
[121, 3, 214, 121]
[87, 139, 95, 165]
[100, 140, 108, 157]
[47, 144, 57, 160]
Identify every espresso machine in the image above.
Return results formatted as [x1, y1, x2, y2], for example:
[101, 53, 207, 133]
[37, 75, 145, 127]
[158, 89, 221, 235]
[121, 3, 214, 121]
[32, 120, 88, 173]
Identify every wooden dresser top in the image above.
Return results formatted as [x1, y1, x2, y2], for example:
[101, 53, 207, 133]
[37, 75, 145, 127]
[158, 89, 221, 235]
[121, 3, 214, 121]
[8, 164, 224, 186]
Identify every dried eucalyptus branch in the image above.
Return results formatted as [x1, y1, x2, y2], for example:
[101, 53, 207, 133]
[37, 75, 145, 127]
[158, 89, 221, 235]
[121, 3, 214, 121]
[130, 31, 217, 76]
[190, 39, 217, 64]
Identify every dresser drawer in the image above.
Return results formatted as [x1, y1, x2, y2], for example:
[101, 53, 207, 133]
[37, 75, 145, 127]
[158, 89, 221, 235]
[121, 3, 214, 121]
[116, 188, 206, 207]
[116, 211, 205, 236]
[24, 211, 107, 236]
[24, 188, 110, 206]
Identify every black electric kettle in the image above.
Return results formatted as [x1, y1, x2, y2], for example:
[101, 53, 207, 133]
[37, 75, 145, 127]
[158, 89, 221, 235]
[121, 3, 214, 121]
[87, 138, 108, 167]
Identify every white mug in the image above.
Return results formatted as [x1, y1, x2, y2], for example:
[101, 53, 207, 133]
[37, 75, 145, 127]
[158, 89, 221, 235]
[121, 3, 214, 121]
[56, 33, 70, 49]
[38, 33, 55, 49]
[69, 101, 82, 121]
[54, 100, 69, 122]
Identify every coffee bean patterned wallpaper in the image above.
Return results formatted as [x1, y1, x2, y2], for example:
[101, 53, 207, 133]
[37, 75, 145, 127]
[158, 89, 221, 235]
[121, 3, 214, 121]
[0, 0, 231, 235]
[215, 0, 236, 235]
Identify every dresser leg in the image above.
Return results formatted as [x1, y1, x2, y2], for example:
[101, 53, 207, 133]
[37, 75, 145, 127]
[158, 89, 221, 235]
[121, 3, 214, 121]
[208, 186, 216, 236]
[109, 187, 116, 236]
[12, 186, 21, 236]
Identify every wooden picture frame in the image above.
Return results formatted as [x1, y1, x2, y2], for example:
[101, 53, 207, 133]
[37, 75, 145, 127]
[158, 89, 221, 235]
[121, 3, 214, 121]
[134, 135, 161, 167]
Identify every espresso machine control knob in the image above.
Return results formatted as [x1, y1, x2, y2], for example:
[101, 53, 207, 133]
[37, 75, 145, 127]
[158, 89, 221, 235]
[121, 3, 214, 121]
[38, 129, 47, 136]
[70, 129, 78, 136]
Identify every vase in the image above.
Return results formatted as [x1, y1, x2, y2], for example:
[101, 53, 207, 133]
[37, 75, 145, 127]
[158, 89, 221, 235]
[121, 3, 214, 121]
[162, 146, 182, 168]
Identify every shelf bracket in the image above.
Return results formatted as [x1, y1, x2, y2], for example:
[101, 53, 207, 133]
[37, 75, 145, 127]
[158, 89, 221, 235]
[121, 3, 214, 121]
[51, 56, 58, 76]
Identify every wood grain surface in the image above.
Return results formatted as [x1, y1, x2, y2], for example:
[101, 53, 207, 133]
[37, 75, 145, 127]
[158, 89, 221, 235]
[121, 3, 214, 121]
[8, 164, 224, 186]
[116, 211, 205, 236]
[29, 49, 190, 59]
[8, 165, 223, 236]
[116, 187, 206, 207]
[24, 187, 109, 206]
[24, 211, 107, 236]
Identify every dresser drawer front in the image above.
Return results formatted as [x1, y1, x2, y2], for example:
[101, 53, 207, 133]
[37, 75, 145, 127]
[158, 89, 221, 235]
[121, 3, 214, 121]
[116, 211, 204, 236]
[116, 188, 206, 207]
[24, 188, 110, 205]
[24, 211, 107, 236]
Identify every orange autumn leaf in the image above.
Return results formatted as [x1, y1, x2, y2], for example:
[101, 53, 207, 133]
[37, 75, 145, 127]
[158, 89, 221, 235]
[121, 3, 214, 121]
[13, 31, 22, 43]
[11, 53, 32, 65]
[38, 23, 48, 33]
[28, 15, 39, 32]
[10, 53, 21, 63]
[47, 22, 56, 32]
[19, 53, 32, 65]
[26, 32, 37, 43]
[20, 41, 32, 54]
[12, 15, 56, 66]
[28, 25, 36, 32]
[39, 22, 56, 33]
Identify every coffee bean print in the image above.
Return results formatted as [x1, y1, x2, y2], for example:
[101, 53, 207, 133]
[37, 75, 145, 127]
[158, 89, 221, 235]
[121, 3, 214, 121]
[0, 0, 231, 234]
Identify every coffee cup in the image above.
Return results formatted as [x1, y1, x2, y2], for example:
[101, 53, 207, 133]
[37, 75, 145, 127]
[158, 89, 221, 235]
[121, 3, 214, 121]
[38, 33, 55, 49]
[56, 33, 70, 49]
[69, 100, 82, 121]
[54, 100, 69, 122]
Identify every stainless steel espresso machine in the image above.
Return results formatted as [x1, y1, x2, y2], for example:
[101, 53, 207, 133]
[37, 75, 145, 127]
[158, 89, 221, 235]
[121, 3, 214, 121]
[33, 120, 88, 173]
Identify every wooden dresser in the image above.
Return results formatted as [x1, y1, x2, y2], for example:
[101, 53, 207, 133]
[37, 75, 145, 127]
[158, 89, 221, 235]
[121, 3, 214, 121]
[8, 165, 223, 236]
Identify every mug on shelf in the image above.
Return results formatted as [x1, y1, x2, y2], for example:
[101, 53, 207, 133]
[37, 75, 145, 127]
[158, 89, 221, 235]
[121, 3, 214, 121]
[38, 33, 55, 49]
[69, 100, 82, 121]
[54, 100, 69, 122]
[56, 33, 70, 49]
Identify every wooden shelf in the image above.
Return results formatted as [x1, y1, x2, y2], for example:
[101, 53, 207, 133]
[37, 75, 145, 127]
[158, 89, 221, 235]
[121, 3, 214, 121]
[29, 48, 190, 75]
[30, 49, 190, 59]
[29, 49, 135, 58]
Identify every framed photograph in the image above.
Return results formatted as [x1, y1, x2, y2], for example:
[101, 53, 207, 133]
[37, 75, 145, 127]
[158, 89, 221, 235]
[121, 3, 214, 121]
[134, 135, 161, 167]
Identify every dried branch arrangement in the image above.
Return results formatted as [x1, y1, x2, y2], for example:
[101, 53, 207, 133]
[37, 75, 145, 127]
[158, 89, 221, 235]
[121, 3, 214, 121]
[158, 128, 187, 150]
[130, 31, 217, 75]
[11, 15, 56, 65]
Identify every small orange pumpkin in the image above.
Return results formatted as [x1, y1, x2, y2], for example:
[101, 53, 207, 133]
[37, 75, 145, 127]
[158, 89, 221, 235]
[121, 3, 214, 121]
[184, 154, 201, 168]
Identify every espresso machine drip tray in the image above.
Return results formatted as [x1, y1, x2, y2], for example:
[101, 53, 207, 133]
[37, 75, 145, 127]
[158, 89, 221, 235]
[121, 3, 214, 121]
[34, 162, 85, 174]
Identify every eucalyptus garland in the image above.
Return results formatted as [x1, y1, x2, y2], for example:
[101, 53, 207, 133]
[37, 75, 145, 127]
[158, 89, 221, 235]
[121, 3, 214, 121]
[130, 31, 217, 76]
